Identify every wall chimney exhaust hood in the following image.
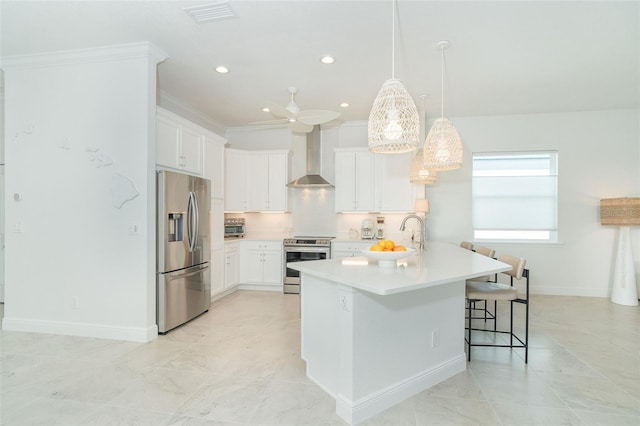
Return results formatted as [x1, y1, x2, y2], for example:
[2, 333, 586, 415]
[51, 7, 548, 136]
[287, 126, 334, 188]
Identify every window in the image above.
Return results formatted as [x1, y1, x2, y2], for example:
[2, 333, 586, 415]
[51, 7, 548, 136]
[472, 151, 558, 242]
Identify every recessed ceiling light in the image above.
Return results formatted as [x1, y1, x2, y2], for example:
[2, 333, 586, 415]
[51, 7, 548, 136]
[320, 55, 335, 64]
[262, 107, 270, 112]
[340, 102, 350, 108]
[215, 66, 229, 74]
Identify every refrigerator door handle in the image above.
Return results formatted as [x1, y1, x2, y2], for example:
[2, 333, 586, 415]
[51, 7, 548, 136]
[193, 191, 200, 250]
[187, 191, 197, 252]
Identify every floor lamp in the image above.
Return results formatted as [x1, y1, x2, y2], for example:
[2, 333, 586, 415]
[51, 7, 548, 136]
[600, 197, 640, 306]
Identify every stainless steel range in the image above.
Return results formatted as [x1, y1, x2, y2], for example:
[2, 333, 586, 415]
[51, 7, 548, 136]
[283, 236, 333, 294]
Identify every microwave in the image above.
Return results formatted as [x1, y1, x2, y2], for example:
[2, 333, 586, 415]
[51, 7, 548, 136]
[224, 218, 245, 238]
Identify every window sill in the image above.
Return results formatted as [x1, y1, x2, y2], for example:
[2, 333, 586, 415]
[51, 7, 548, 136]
[471, 240, 564, 248]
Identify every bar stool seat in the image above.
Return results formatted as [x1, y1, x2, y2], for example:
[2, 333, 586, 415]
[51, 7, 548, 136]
[465, 254, 530, 363]
[466, 281, 517, 300]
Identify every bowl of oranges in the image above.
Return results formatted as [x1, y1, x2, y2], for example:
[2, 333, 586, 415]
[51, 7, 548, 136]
[362, 240, 415, 268]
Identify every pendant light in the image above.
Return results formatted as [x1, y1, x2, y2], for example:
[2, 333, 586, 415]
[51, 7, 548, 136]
[410, 149, 438, 183]
[410, 95, 437, 184]
[423, 40, 463, 170]
[368, 0, 419, 154]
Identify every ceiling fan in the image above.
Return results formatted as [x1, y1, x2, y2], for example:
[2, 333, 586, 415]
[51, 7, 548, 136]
[251, 87, 341, 133]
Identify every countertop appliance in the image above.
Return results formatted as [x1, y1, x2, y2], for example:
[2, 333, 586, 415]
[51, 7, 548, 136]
[376, 216, 385, 240]
[157, 170, 211, 334]
[361, 219, 374, 240]
[224, 217, 245, 238]
[283, 236, 333, 294]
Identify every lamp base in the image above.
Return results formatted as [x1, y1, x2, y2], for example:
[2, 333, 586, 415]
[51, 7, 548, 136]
[611, 226, 639, 306]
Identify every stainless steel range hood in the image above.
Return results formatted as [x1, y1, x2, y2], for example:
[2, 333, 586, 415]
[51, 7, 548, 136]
[287, 126, 334, 188]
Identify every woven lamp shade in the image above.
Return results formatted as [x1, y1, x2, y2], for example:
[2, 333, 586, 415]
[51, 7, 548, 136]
[423, 117, 463, 171]
[600, 197, 640, 226]
[368, 79, 420, 154]
[409, 148, 437, 184]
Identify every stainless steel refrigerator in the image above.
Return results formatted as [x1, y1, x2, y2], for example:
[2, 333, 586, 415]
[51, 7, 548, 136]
[157, 170, 211, 334]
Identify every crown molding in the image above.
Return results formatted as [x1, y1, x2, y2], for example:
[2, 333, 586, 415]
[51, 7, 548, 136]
[0, 41, 168, 70]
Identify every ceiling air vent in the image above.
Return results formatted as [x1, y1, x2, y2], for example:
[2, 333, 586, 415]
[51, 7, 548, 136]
[183, 2, 237, 24]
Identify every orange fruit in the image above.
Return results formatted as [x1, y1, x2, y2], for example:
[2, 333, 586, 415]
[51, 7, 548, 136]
[383, 240, 395, 250]
[370, 244, 383, 251]
[393, 245, 407, 252]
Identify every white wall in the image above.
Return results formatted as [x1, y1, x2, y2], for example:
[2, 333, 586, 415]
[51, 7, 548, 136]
[428, 110, 640, 297]
[227, 109, 640, 298]
[1, 43, 166, 342]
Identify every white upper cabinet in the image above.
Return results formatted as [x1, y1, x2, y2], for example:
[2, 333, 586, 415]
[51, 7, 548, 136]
[374, 152, 415, 212]
[335, 147, 414, 213]
[156, 107, 204, 175]
[334, 148, 375, 212]
[225, 149, 248, 212]
[226, 149, 289, 212]
[203, 134, 226, 199]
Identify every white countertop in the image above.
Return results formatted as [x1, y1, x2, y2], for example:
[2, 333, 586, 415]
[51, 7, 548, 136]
[287, 241, 511, 296]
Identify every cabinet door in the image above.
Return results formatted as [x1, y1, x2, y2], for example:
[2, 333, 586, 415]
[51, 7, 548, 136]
[375, 153, 414, 212]
[355, 152, 375, 211]
[262, 249, 282, 284]
[211, 248, 225, 297]
[335, 151, 375, 212]
[335, 151, 357, 212]
[267, 153, 288, 211]
[243, 249, 264, 283]
[180, 126, 203, 175]
[225, 249, 239, 288]
[225, 150, 247, 212]
[332, 250, 356, 259]
[247, 154, 269, 211]
[332, 241, 371, 259]
[204, 137, 225, 199]
[156, 115, 180, 169]
[210, 198, 224, 251]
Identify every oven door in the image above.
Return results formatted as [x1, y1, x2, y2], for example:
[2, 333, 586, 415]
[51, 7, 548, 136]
[283, 246, 330, 290]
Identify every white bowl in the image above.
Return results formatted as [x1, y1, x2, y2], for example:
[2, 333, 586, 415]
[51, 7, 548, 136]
[361, 247, 416, 268]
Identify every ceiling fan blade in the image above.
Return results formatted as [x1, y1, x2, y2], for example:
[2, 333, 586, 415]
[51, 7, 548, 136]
[296, 109, 341, 125]
[289, 121, 314, 133]
[248, 118, 288, 125]
[265, 102, 295, 120]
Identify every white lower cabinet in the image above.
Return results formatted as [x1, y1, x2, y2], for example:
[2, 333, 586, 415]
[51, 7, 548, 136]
[224, 241, 240, 290]
[240, 241, 283, 290]
[210, 248, 225, 298]
[331, 241, 373, 259]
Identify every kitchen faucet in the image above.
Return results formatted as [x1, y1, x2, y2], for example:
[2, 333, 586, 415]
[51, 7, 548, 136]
[400, 214, 426, 252]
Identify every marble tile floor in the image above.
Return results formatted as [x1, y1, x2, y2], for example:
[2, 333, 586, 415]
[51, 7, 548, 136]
[1, 292, 639, 426]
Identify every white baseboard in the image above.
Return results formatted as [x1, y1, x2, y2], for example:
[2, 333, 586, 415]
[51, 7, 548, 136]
[237, 283, 283, 292]
[2, 317, 158, 343]
[335, 354, 466, 425]
[530, 286, 609, 298]
[211, 286, 238, 302]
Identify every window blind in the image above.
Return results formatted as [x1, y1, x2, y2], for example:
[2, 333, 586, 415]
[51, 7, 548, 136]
[472, 152, 558, 239]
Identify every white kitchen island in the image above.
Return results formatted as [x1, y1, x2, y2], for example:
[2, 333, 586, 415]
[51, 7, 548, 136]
[288, 241, 511, 425]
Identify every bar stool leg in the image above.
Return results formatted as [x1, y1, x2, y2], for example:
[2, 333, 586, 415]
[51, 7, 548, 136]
[467, 300, 472, 362]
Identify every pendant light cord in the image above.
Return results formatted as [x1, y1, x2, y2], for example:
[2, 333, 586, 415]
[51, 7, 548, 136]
[391, 0, 396, 79]
[440, 45, 444, 118]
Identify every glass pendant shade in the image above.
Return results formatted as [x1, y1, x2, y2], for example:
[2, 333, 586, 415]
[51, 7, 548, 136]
[410, 148, 437, 184]
[368, 79, 420, 153]
[423, 117, 463, 171]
